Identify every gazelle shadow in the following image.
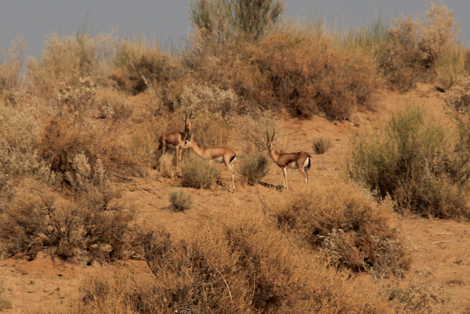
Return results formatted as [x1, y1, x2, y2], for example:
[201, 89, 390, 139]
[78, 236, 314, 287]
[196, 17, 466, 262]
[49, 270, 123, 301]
[258, 181, 284, 191]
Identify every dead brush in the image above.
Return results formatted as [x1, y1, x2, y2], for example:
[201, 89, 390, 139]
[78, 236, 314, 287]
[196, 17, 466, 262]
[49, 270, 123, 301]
[169, 189, 193, 212]
[0, 178, 135, 261]
[311, 134, 333, 155]
[269, 179, 410, 277]
[377, 4, 461, 91]
[251, 26, 378, 120]
[386, 275, 455, 313]
[132, 210, 395, 313]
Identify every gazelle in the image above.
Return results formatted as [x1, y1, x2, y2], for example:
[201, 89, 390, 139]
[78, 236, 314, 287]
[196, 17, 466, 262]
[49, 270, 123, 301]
[183, 135, 237, 191]
[263, 130, 311, 190]
[157, 111, 195, 172]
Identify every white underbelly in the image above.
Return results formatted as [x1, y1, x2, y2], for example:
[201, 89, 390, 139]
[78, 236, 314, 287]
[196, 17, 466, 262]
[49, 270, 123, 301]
[167, 143, 183, 149]
[211, 157, 224, 163]
[287, 162, 297, 169]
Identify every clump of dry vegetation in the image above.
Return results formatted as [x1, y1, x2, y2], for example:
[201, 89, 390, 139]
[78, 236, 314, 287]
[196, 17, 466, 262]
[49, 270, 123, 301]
[268, 181, 410, 277]
[239, 153, 269, 186]
[312, 134, 333, 154]
[181, 154, 220, 189]
[70, 208, 397, 313]
[349, 105, 470, 219]
[169, 189, 193, 212]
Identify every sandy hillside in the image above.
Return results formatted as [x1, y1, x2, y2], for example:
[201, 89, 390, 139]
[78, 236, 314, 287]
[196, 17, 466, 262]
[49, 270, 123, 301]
[1, 84, 470, 313]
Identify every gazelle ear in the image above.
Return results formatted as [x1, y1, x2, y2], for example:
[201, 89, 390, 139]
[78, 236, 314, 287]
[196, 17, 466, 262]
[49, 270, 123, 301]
[179, 113, 185, 121]
[262, 138, 267, 144]
[274, 137, 280, 143]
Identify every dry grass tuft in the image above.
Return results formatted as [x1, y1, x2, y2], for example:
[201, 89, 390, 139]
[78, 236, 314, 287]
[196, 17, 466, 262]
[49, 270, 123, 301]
[169, 189, 193, 212]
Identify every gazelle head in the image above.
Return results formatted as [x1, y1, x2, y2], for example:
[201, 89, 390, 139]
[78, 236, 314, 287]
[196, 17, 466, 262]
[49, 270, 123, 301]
[183, 133, 194, 149]
[180, 110, 196, 134]
[262, 130, 277, 152]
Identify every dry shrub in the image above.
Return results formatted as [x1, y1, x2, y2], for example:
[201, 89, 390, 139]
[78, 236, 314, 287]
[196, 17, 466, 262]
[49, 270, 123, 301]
[38, 114, 142, 183]
[111, 40, 188, 108]
[158, 154, 176, 178]
[239, 153, 269, 186]
[181, 154, 219, 189]
[0, 103, 56, 191]
[0, 40, 25, 105]
[0, 178, 135, 261]
[95, 87, 133, 121]
[169, 189, 193, 212]
[251, 27, 378, 120]
[377, 4, 461, 91]
[178, 83, 240, 118]
[129, 210, 393, 313]
[387, 276, 455, 313]
[27, 33, 112, 102]
[270, 181, 410, 277]
[349, 105, 470, 219]
[312, 134, 333, 155]
[190, 114, 232, 148]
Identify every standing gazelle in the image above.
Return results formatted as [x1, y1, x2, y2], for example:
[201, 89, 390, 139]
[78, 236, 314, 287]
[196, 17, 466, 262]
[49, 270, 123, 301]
[158, 111, 195, 172]
[263, 130, 311, 190]
[183, 135, 237, 191]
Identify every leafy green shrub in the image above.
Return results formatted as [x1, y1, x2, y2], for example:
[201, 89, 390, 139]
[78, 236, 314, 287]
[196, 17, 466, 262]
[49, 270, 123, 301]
[270, 182, 410, 277]
[348, 105, 470, 219]
[239, 153, 269, 185]
[169, 189, 193, 212]
[312, 135, 332, 154]
[181, 155, 219, 189]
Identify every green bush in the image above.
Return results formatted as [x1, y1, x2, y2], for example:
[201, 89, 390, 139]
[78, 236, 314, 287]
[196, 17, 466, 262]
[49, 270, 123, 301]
[348, 105, 470, 219]
[169, 189, 193, 212]
[181, 155, 219, 189]
[240, 153, 269, 185]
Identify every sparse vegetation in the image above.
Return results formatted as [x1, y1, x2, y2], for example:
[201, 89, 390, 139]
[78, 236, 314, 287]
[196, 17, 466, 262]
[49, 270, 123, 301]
[1, 1, 469, 312]
[239, 153, 269, 185]
[169, 189, 193, 212]
[312, 135, 333, 154]
[181, 155, 220, 189]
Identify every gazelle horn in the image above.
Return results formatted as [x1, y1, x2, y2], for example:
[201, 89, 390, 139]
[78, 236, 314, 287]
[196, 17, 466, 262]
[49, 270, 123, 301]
[271, 130, 276, 141]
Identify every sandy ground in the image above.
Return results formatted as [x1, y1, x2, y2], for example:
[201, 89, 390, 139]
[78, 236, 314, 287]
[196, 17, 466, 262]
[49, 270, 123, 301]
[1, 84, 470, 313]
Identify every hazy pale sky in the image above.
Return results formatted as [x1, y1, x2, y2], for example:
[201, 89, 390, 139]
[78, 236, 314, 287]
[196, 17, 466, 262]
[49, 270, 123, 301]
[0, 0, 469, 58]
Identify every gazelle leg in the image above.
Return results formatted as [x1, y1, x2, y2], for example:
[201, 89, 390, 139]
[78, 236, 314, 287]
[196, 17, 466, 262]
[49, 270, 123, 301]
[175, 146, 180, 172]
[298, 166, 308, 185]
[225, 160, 235, 191]
[282, 167, 288, 191]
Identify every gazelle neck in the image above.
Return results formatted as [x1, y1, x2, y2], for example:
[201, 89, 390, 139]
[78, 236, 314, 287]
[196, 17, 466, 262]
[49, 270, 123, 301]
[188, 141, 205, 157]
[268, 146, 280, 163]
